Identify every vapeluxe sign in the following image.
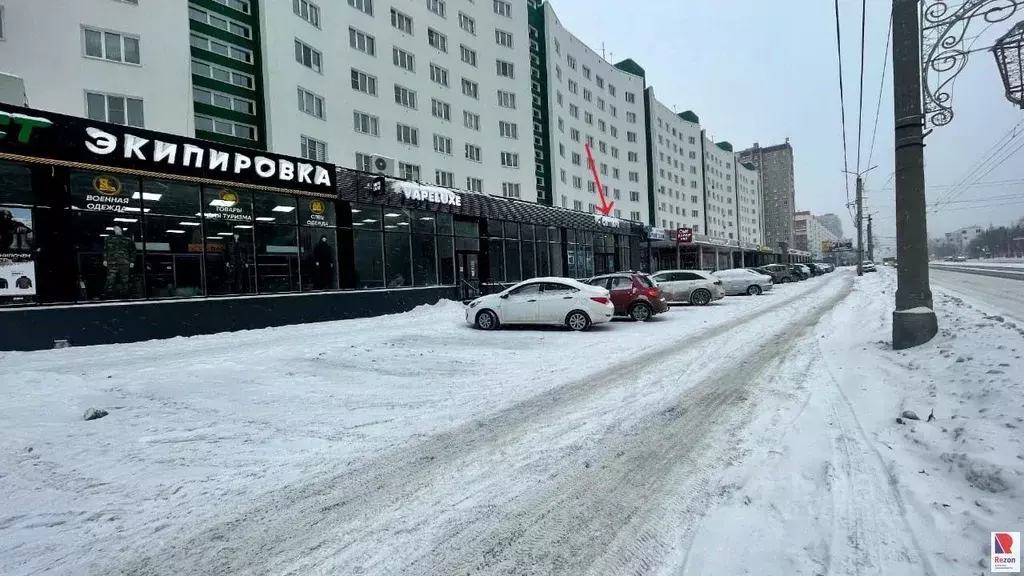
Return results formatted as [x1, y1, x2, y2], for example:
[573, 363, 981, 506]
[0, 102, 336, 194]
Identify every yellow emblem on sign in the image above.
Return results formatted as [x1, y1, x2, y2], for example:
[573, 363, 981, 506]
[220, 190, 240, 204]
[310, 200, 326, 215]
[92, 175, 122, 196]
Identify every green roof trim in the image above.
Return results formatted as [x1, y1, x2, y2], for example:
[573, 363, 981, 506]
[613, 59, 646, 78]
[716, 141, 734, 152]
[742, 162, 756, 170]
[677, 110, 699, 124]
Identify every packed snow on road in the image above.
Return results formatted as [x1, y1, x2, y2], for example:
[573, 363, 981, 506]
[1, 268, 1021, 575]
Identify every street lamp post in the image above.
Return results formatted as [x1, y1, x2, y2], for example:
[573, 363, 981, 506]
[892, 0, 939, 349]
[993, 20, 1024, 108]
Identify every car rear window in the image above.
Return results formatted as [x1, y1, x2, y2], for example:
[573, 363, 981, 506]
[635, 275, 655, 288]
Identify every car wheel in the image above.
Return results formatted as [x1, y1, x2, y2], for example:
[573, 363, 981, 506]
[690, 289, 712, 306]
[746, 284, 762, 296]
[565, 310, 592, 331]
[629, 302, 653, 322]
[475, 309, 499, 331]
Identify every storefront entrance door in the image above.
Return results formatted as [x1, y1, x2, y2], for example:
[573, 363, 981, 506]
[457, 251, 480, 301]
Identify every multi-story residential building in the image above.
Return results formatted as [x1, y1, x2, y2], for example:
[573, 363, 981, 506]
[702, 137, 738, 240]
[528, 0, 649, 222]
[817, 213, 844, 239]
[794, 211, 838, 259]
[0, 0, 194, 135]
[739, 141, 796, 249]
[644, 89, 705, 232]
[1, 0, 537, 198]
[261, 0, 536, 196]
[944, 225, 984, 253]
[735, 161, 763, 246]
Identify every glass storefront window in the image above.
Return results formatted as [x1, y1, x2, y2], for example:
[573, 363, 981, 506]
[0, 205, 37, 304]
[301, 228, 338, 290]
[299, 197, 335, 229]
[353, 229, 383, 288]
[0, 161, 35, 206]
[254, 193, 297, 225]
[454, 218, 478, 237]
[73, 211, 144, 301]
[505, 238, 521, 282]
[143, 179, 201, 217]
[489, 239, 504, 282]
[351, 203, 382, 230]
[412, 210, 435, 234]
[207, 220, 256, 295]
[504, 221, 519, 239]
[436, 212, 454, 235]
[384, 231, 411, 287]
[140, 180, 203, 298]
[486, 219, 503, 238]
[412, 233, 437, 286]
[550, 242, 564, 278]
[438, 236, 455, 284]
[70, 170, 142, 213]
[522, 239, 536, 279]
[255, 223, 299, 293]
[521, 224, 535, 241]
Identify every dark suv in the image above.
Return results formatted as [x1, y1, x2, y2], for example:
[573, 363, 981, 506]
[756, 264, 795, 283]
[585, 272, 669, 321]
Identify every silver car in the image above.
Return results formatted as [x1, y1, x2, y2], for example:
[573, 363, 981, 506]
[712, 268, 775, 296]
[649, 269, 726, 306]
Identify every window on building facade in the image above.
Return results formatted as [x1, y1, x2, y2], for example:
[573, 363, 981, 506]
[393, 47, 415, 72]
[86, 92, 144, 127]
[398, 162, 420, 180]
[500, 152, 519, 168]
[465, 143, 482, 162]
[426, 0, 446, 18]
[430, 98, 451, 121]
[495, 29, 513, 48]
[394, 85, 417, 109]
[493, 0, 511, 17]
[349, 0, 373, 16]
[463, 110, 481, 130]
[435, 170, 454, 187]
[498, 121, 518, 139]
[193, 87, 254, 114]
[466, 177, 483, 192]
[428, 28, 448, 52]
[348, 27, 375, 55]
[497, 90, 516, 109]
[194, 114, 256, 140]
[212, 0, 250, 13]
[391, 8, 413, 33]
[459, 12, 475, 34]
[353, 110, 379, 136]
[190, 32, 252, 63]
[351, 68, 378, 95]
[432, 134, 453, 155]
[301, 135, 328, 161]
[426, 63, 450, 88]
[297, 87, 325, 119]
[396, 123, 419, 145]
[460, 44, 477, 66]
[294, 0, 322, 27]
[188, 6, 251, 38]
[462, 78, 479, 99]
[501, 182, 521, 198]
[83, 27, 141, 64]
[496, 59, 515, 78]
[294, 39, 323, 72]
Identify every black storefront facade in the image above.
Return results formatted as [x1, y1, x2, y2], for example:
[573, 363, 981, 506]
[0, 103, 643, 351]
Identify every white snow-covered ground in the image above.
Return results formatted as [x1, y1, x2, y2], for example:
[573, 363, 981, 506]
[1, 269, 1021, 575]
[683, 268, 1024, 575]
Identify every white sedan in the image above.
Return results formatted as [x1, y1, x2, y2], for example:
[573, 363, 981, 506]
[713, 268, 775, 296]
[465, 277, 614, 331]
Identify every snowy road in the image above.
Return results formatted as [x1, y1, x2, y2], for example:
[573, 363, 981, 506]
[4, 268, 1018, 575]
[930, 268, 1024, 324]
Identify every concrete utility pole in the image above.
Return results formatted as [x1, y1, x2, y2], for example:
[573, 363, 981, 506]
[891, 0, 938, 349]
[867, 214, 874, 261]
[856, 176, 864, 276]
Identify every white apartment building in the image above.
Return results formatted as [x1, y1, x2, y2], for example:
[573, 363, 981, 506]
[645, 88, 705, 232]
[534, 1, 648, 222]
[702, 136, 738, 241]
[794, 211, 838, 259]
[735, 160, 763, 245]
[944, 225, 983, 252]
[261, 0, 536, 197]
[0, 0, 194, 135]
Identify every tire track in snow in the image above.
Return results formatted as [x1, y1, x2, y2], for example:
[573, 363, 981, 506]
[98, 275, 852, 576]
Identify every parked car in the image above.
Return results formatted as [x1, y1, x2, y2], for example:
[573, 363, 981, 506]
[756, 264, 796, 283]
[649, 269, 725, 306]
[585, 272, 669, 321]
[466, 277, 613, 331]
[954, 255, 967, 262]
[790, 264, 811, 280]
[805, 263, 827, 276]
[713, 268, 774, 296]
[861, 261, 877, 273]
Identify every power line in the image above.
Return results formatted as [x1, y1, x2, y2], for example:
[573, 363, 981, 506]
[855, 0, 869, 175]
[874, 178, 1024, 191]
[928, 120, 1024, 211]
[834, 0, 852, 206]
[928, 137, 1024, 213]
[866, 9, 893, 172]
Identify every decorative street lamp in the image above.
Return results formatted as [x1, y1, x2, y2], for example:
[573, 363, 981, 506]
[890, 0, 1021, 350]
[993, 20, 1024, 108]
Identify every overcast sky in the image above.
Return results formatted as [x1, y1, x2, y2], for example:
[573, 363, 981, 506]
[550, 0, 1024, 253]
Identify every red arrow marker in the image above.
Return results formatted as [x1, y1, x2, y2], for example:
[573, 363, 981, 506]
[584, 142, 614, 216]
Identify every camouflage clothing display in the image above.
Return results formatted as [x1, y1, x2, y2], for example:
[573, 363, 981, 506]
[103, 233, 137, 298]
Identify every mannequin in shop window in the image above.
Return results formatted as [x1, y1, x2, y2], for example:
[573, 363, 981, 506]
[103, 225, 137, 298]
[313, 234, 335, 290]
[226, 232, 254, 293]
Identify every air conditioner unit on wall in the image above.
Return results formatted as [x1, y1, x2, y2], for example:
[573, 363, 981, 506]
[371, 155, 395, 177]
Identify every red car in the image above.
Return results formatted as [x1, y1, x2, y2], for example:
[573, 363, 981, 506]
[585, 272, 669, 321]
